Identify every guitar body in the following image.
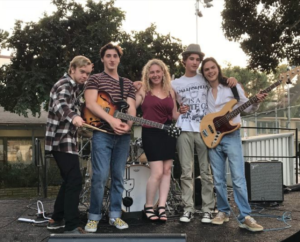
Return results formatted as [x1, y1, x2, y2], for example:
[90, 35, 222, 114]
[199, 74, 293, 148]
[200, 99, 241, 148]
[81, 91, 181, 137]
[82, 91, 129, 133]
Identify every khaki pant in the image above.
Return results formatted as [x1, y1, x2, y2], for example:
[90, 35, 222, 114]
[177, 131, 215, 213]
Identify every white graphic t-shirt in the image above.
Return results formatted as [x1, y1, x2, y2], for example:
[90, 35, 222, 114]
[171, 74, 208, 132]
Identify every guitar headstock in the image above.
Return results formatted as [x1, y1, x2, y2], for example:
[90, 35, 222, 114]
[279, 66, 300, 85]
[167, 123, 182, 138]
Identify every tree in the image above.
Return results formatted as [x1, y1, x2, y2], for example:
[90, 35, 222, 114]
[0, 0, 125, 116]
[118, 24, 185, 81]
[0, 0, 184, 117]
[222, 0, 300, 72]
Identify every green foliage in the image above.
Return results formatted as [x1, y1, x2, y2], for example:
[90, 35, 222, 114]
[0, 0, 184, 117]
[118, 24, 184, 81]
[222, 0, 300, 72]
[0, 29, 9, 49]
[0, 161, 62, 188]
[0, 163, 38, 188]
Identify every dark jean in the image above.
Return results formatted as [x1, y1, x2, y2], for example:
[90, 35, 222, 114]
[88, 131, 130, 221]
[51, 151, 82, 231]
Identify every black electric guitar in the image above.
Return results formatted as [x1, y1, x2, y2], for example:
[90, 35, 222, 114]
[82, 91, 181, 137]
[200, 67, 299, 148]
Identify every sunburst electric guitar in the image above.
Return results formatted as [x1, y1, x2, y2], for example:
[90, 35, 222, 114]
[82, 91, 181, 137]
[200, 67, 299, 148]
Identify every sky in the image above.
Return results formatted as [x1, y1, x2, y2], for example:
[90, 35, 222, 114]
[0, 0, 248, 67]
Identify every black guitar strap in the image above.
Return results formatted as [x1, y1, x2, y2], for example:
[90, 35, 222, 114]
[119, 77, 124, 100]
[231, 86, 240, 102]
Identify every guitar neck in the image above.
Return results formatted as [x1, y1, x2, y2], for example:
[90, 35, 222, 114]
[115, 112, 168, 130]
[226, 80, 281, 120]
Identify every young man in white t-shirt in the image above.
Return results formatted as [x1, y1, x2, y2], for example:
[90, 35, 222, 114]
[172, 44, 237, 223]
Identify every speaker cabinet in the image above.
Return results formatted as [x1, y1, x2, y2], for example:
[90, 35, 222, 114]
[245, 161, 283, 202]
[48, 233, 187, 242]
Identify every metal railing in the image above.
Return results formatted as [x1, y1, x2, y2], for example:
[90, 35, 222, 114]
[241, 127, 299, 185]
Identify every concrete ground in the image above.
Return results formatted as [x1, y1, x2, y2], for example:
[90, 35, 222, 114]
[0, 190, 299, 242]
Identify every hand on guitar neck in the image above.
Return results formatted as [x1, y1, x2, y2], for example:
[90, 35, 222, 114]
[256, 90, 268, 103]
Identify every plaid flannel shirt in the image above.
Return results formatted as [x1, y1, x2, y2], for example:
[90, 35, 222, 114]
[45, 74, 81, 155]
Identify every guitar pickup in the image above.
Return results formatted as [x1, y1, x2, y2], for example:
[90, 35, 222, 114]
[208, 125, 214, 133]
[202, 129, 208, 137]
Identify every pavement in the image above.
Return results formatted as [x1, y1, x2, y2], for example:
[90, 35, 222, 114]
[0, 191, 299, 242]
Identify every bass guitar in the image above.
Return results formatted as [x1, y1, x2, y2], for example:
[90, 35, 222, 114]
[82, 91, 181, 137]
[200, 68, 297, 149]
[200, 96, 271, 149]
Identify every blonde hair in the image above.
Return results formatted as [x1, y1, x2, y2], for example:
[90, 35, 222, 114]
[68, 55, 92, 74]
[141, 59, 172, 94]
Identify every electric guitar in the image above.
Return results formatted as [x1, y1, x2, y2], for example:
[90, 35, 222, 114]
[82, 91, 181, 137]
[200, 67, 299, 148]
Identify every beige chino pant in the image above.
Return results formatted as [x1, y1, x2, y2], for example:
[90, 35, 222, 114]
[177, 131, 215, 213]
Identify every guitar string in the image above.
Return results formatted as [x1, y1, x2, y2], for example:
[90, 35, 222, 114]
[212, 80, 281, 129]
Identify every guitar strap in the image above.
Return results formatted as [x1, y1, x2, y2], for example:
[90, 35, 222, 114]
[231, 86, 240, 102]
[119, 77, 124, 100]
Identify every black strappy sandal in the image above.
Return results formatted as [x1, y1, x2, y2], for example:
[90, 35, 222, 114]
[143, 205, 159, 221]
[157, 206, 167, 222]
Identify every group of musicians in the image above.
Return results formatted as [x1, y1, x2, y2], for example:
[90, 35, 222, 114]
[45, 42, 266, 234]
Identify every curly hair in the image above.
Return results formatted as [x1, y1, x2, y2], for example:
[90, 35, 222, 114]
[141, 59, 172, 94]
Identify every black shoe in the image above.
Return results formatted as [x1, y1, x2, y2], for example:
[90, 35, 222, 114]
[157, 206, 167, 222]
[179, 211, 193, 223]
[47, 219, 65, 230]
[143, 205, 159, 221]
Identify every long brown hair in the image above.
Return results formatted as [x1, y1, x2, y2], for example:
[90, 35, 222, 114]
[200, 57, 228, 86]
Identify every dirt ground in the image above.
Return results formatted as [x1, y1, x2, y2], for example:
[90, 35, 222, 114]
[0, 191, 299, 242]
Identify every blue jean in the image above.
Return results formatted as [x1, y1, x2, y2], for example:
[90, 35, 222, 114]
[208, 130, 251, 222]
[88, 131, 130, 221]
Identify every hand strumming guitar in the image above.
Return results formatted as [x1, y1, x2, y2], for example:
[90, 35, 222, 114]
[108, 117, 131, 135]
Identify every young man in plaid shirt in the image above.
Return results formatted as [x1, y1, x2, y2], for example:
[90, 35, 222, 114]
[45, 55, 93, 234]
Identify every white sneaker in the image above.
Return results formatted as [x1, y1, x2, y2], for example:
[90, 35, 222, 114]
[109, 218, 129, 230]
[179, 211, 194, 222]
[84, 220, 99, 233]
[201, 212, 213, 223]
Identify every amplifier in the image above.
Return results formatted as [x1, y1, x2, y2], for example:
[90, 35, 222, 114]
[245, 161, 283, 202]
